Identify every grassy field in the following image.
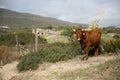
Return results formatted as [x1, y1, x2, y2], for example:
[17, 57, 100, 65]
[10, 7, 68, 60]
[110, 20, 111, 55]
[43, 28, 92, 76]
[45, 35, 69, 43]
[101, 34, 113, 40]
[46, 33, 113, 43]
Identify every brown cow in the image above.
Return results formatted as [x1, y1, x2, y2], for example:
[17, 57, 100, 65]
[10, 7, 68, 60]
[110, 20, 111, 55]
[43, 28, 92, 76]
[0, 45, 9, 65]
[73, 28, 101, 60]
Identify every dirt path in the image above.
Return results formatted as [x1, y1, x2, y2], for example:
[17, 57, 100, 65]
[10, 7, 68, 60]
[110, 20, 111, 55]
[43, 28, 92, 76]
[0, 56, 115, 80]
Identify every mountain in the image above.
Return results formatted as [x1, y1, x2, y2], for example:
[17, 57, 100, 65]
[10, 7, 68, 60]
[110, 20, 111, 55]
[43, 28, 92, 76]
[0, 8, 78, 29]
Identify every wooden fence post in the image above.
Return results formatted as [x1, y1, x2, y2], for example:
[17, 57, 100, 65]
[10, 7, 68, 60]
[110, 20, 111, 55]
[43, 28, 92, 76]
[35, 28, 38, 51]
[14, 32, 21, 54]
[56, 32, 59, 42]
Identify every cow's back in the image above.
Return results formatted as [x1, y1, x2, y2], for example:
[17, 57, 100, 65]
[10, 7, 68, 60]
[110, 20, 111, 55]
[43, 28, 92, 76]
[86, 28, 101, 46]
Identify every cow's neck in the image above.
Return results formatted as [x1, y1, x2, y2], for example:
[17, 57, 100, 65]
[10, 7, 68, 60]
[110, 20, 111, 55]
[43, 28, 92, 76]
[80, 37, 86, 44]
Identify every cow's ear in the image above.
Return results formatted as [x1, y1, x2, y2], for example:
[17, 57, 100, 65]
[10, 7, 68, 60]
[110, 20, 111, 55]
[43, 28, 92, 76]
[83, 32, 85, 35]
[73, 29, 76, 32]
[72, 29, 76, 34]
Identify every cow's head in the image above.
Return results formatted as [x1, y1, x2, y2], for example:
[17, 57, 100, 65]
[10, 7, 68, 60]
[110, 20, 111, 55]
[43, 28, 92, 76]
[73, 29, 83, 41]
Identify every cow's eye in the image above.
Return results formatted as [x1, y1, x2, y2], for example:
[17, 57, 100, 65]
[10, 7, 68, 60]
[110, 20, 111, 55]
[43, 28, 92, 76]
[83, 33, 85, 35]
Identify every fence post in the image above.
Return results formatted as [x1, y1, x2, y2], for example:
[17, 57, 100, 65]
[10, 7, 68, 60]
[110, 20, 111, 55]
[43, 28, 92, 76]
[35, 28, 38, 51]
[56, 32, 59, 42]
[14, 32, 21, 54]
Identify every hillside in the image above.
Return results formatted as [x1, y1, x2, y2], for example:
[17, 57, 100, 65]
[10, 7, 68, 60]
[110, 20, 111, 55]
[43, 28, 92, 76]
[0, 8, 77, 29]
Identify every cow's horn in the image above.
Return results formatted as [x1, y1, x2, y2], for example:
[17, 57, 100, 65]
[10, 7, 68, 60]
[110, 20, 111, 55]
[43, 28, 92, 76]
[82, 29, 85, 31]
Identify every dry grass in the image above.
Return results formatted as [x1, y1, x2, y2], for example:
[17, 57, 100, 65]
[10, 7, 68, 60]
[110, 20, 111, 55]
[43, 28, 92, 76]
[95, 55, 120, 80]
[0, 55, 119, 80]
[58, 55, 120, 80]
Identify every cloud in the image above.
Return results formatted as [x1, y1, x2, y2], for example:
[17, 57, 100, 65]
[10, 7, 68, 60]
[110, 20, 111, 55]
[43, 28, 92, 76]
[0, 0, 27, 8]
[0, 0, 120, 27]
[0, 5, 5, 8]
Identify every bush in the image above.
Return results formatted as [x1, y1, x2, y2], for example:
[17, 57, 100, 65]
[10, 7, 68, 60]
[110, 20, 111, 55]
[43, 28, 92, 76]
[61, 28, 73, 37]
[115, 39, 120, 49]
[17, 51, 42, 71]
[101, 38, 120, 54]
[17, 42, 81, 71]
[0, 32, 47, 46]
[113, 34, 120, 39]
[17, 32, 47, 45]
[0, 33, 16, 46]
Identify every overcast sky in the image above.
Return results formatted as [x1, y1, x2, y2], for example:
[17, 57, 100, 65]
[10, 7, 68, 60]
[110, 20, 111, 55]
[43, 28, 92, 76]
[0, 0, 120, 27]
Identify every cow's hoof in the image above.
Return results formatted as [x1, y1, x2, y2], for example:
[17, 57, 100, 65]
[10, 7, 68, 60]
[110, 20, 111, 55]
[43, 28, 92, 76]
[81, 57, 85, 61]
[85, 57, 88, 60]
[0, 66, 2, 69]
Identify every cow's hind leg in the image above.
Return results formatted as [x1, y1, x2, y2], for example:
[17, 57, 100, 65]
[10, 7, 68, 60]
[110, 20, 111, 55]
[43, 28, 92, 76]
[0, 59, 2, 66]
[95, 45, 99, 56]
[85, 45, 90, 60]
[0, 59, 4, 66]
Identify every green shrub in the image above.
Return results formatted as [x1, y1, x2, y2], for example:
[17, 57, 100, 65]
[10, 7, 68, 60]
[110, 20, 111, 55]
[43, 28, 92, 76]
[0, 33, 16, 46]
[17, 32, 47, 45]
[101, 39, 120, 53]
[61, 28, 73, 37]
[101, 40, 114, 53]
[17, 51, 42, 71]
[114, 38, 120, 49]
[0, 32, 47, 46]
[17, 42, 81, 71]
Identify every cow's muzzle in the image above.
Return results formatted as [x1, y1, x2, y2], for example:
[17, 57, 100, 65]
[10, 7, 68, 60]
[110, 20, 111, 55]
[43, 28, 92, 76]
[78, 38, 81, 41]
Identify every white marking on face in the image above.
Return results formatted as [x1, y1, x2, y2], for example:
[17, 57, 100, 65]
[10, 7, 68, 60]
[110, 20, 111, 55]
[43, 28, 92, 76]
[78, 38, 81, 41]
[83, 33, 85, 35]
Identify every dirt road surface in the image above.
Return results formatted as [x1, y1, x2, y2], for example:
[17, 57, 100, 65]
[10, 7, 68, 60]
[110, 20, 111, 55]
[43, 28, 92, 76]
[0, 56, 115, 80]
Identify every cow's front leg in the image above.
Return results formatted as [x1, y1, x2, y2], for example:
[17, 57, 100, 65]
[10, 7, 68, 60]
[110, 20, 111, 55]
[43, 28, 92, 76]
[81, 46, 85, 60]
[81, 50, 85, 60]
[85, 45, 90, 60]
